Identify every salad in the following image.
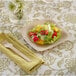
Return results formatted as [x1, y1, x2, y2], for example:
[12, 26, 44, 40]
[28, 22, 61, 45]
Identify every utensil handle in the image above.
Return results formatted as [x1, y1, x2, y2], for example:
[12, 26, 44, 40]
[9, 46, 31, 62]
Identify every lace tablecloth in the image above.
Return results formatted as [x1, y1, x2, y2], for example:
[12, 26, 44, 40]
[0, 0, 76, 76]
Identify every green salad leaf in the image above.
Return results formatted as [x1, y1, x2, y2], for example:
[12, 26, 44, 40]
[44, 32, 53, 44]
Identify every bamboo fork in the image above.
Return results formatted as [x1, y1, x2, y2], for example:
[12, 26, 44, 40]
[3, 41, 31, 62]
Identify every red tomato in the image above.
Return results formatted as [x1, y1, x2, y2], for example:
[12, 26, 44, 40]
[29, 32, 37, 36]
[52, 31, 57, 38]
[33, 33, 37, 35]
[40, 30, 48, 35]
[45, 30, 48, 35]
[40, 30, 45, 35]
[33, 36, 39, 42]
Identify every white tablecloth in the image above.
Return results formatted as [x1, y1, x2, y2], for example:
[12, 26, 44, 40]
[0, 0, 76, 76]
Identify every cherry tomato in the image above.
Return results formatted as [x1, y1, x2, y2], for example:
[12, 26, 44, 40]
[52, 31, 57, 38]
[40, 30, 45, 35]
[33, 36, 39, 42]
[40, 30, 48, 35]
[45, 30, 48, 35]
[29, 32, 37, 36]
[33, 33, 37, 35]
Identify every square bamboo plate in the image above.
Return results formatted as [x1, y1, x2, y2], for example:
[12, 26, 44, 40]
[20, 20, 69, 51]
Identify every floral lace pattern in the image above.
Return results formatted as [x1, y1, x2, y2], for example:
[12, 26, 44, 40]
[0, 0, 76, 76]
